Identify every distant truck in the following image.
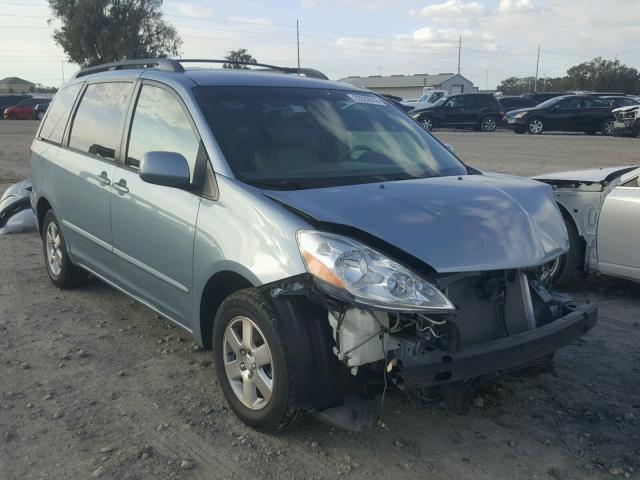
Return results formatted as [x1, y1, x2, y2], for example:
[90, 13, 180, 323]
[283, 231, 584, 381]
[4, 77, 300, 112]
[401, 88, 448, 110]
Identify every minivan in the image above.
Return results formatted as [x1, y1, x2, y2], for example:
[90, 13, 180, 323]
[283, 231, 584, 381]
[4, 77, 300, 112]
[31, 59, 596, 431]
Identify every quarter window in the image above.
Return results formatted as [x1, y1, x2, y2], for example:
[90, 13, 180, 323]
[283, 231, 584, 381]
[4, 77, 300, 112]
[39, 83, 82, 145]
[69, 82, 133, 160]
[126, 84, 199, 180]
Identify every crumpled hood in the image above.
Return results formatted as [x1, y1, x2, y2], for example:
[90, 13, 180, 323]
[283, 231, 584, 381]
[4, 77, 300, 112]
[534, 166, 638, 184]
[264, 173, 568, 273]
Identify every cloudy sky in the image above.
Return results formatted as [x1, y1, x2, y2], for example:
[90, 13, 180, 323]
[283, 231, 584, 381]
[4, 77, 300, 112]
[1, 0, 639, 89]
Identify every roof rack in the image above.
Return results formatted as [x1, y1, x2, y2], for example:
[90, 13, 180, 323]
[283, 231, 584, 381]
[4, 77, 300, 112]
[71, 58, 328, 80]
[72, 58, 184, 79]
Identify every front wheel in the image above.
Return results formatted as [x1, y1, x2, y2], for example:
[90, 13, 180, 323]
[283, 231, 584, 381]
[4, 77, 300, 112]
[36, 111, 45, 121]
[41, 210, 89, 288]
[601, 118, 615, 136]
[213, 289, 306, 431]
[548, 211, 583, 287]
[419, 116, 434, 131]
[528, 118, 544, 134]
[480, 116, 498, 132]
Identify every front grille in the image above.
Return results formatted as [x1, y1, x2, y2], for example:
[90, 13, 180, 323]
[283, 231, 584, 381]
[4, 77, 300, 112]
[445, 271, 534, 350]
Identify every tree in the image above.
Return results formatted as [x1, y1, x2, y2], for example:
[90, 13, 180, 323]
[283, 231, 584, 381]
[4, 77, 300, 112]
[223, 49, 257, 69]
[497, 57, 640, 95]
[48, 0, 182, 67]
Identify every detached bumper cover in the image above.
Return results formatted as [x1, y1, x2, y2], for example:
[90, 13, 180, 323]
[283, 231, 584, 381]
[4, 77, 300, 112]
[399, 303, 597, 388]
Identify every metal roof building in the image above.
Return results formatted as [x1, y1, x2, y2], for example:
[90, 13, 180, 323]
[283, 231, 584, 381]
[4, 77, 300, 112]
[338, 73, 476, 99]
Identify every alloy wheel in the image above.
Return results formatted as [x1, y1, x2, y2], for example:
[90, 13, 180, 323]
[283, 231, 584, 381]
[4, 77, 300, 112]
[420, 118, 433, 131]
[481, 117, 496, 132]
[222, 316, 274, 410]
[602, 120, 614, 136]
[46, 221, 62, 277]
[529, 119, 544, 134]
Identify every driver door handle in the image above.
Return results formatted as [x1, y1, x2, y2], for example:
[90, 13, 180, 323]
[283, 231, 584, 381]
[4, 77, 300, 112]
[112, 179, 129, 194]
[97, 171, 111, 186]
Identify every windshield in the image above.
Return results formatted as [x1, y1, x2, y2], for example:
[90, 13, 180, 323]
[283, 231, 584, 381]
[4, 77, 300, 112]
[195, 87, 468, 189]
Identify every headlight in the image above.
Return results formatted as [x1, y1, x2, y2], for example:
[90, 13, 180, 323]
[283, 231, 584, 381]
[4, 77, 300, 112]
[512, 112, 528, 119]
[296, 230, 454, 312]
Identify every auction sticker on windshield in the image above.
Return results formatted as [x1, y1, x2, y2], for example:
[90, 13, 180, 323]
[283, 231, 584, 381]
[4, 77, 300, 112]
[346, 93, 386, 105]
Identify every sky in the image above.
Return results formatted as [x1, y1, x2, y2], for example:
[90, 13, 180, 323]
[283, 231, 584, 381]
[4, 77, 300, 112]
[1, 0, 639, 90]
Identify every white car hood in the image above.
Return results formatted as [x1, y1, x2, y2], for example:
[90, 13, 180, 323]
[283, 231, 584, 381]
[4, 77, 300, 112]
[533, 166, 638, 184]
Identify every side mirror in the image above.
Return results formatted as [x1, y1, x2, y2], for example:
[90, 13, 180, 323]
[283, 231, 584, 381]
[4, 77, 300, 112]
[139, 151, 190, 188]
[444, 144, 455, 154]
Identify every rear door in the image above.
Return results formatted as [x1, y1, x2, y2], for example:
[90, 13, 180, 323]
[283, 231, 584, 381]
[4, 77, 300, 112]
[109, 81, 203, 324]
[597, 173, 640, 280]
[547, 97, 581, 131]
[55, 80, 135, 281]
[580, 97, 612, 131]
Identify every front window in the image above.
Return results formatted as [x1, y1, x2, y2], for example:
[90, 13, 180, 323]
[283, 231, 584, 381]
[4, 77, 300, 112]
[195, 87, 468, 189]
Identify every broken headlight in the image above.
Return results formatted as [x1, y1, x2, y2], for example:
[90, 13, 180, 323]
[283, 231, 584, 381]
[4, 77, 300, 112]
[297, 230, 455, 313]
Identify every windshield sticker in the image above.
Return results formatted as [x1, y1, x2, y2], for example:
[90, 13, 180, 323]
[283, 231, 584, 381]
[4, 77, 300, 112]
[346, 93, 386, 106]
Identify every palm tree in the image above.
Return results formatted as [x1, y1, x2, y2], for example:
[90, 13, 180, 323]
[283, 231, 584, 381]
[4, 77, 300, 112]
[223, 49, 257, 69]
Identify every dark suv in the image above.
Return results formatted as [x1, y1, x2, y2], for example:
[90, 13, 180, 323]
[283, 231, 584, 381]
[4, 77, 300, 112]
[410, 93, 505, 132]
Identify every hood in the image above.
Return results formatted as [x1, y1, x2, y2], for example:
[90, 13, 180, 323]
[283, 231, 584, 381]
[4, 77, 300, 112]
[264, 173, 568, 273]
[612, 104, 639, 114]
[506, 106, 539, 116]
[533, 166, 638, 184]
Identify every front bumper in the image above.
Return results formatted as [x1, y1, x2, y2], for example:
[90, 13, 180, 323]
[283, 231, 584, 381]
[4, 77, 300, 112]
[398, 302, 597, 388]
[505, 117, 528, 128]
[613, 120, 638, 136]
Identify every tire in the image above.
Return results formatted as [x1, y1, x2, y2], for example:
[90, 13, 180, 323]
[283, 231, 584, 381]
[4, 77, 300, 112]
[527, 118, 544, 134]
[41, 210, 89, 288]
[601, 118, 615, 136]
[36, 111, 44, 121]
[213, 289, 306, 431]
[548, 211, 583, 287]
[480, 115, 498, 132]
[418, 116, 434, 131]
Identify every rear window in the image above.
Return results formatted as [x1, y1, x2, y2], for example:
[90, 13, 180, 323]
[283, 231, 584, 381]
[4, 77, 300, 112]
[69, 82, 133, 160]
[39, 83, 83, 145]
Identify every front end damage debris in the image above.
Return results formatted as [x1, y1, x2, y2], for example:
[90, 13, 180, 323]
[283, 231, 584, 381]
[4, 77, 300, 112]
[264, 268, 597, 430]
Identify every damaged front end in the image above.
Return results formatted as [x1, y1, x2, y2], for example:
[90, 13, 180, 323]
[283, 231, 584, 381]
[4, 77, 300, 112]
[265, 231, 596, 429]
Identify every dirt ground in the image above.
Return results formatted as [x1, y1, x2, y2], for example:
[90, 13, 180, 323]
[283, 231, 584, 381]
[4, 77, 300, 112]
[1, 121, 639, 480]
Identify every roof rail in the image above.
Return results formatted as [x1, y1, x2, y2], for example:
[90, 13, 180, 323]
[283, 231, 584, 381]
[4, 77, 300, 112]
[177, 59, 328, 80]
[72, 58, 184, 79]
[71, 58, 328, 80]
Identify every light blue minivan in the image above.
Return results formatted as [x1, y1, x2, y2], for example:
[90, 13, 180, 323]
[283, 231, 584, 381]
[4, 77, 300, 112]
[31, 59, 596, 431]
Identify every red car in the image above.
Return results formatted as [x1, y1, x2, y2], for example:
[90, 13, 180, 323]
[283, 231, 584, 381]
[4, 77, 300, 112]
[3, 97, 50, 120]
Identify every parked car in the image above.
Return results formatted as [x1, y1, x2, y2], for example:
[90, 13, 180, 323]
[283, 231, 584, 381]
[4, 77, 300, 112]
[401, 89, 448, 110]
[30, 58, 596, 431]
[379, 93, 414, 112]
[612, 104, 640, 137]
[505, 95, 615, 135]
[410, 93, 505, 132]
[4, 97, 51, 120]
[0, 94, 31, 118]
[520, 92, 568, 104]
[34, 102, 50, 120]
[534, 166, 640, 285]
[497, 96, 537, 113]
[600, 95, 640, 109]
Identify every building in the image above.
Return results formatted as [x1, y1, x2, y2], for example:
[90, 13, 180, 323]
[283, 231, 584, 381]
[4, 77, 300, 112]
[0, 77, 35, 94]
[338, 73, 476, 99]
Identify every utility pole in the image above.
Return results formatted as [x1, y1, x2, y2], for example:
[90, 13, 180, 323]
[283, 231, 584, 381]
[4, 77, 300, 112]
[61, 60, 65, 83]
[457, 36, 461, 75]
[485, 70, 488, 90]
[534, 44, 540, 92]
[296, 19, 300, 70]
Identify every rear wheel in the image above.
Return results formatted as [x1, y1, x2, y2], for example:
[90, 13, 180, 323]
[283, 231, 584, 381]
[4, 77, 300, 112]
[528, 118, 544, 134]
[213, 289, 306, 431]
[480, 116, 498, 132]
[41, 210, 89, 288]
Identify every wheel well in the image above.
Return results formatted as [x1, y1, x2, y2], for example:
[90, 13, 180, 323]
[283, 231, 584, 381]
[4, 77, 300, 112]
[36, 197, 52, 234]
[556, 203, 587, 265]
[199, 271, 254, 350]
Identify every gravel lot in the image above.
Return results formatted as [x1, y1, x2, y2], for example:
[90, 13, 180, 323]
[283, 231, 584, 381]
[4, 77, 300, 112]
[1, 121, 639, 480]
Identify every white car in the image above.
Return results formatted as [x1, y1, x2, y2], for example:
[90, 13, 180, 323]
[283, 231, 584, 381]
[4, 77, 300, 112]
[401, 89, 447, 110]
[534, 166, 640, 285]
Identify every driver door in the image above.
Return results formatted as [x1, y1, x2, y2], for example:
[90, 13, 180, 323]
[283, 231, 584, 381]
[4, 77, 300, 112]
[547, 97, 581, 131]
[441, 95, 466, 126]
[597, 173, 640, 281]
